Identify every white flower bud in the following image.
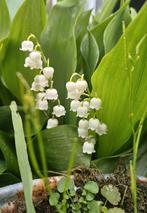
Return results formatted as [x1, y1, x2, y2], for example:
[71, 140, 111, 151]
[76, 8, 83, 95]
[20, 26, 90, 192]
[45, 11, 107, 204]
[88, 118, 100, 131]
[78, 128, 88, 138]
[47, 118, 58, 129]
[77, 106, 88, 118]
[36, 99, 48, 111]
[66, 81, 76, 92]
[24, 51, 43, 70]
[36, 92, 46, 100]
[70, 100, 81, 112]
[46, 88, 58, 100]
[52, 105, 66, 117]
[83, 141, 95, 154]
[78, 119, 89, 129]
[67, 90, 81, 100]
[83, 101, 89, 108]
[43, 67, 54, 79]
[34, 75, 48, 87]
[96, 123, 107, 136]
[29, 51, 42, 60]
[75, 80, 87, 92]
[31, 82, 44, 92]
[20, 40, 34, 52]
[90, 97, 102, 110]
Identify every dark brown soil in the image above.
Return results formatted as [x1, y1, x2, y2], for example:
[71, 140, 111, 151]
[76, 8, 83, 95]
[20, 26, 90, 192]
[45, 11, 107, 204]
[2, 164, 147, 213]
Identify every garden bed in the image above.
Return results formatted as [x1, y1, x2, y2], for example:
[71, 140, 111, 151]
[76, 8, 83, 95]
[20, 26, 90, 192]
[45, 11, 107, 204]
[1, 166, 147, 213]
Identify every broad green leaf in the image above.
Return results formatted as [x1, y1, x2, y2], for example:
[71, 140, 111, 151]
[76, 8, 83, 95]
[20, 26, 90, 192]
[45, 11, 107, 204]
[80, 32, 99, 89]
[0, 0, 10, 41]
[35, 125, 90, 171]
[104, 5, 131, 53]
[108, 208, 125, 213]
[0, 159, 6, 174]
[84, 181, 99, 194]
[95, 0, 119, 24]
[91, 3, 130, 61]
[10, 101, 35, 213]
[0, 131, 19, 176]
[6, 0, 24, 21]
[2, 0, 46, 100]
[91, 4, 147, 157]
[0, 173, 20, 187]
[41, 0, 82, 115]
[75, 10, 91, 72]
[101, 185, 121, 205]
[0, 106, 13, 133]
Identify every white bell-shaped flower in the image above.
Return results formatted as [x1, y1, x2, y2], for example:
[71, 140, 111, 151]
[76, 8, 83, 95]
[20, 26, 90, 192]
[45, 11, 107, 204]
[20, 40, 34, 52]
[66, 81, 76, 92]
[47, 118, 58, 129]
[46, 88, 58, 100]
[96, 122, 107, 136]
[34, 75, 48, 88]
[82, 141, 95, 154]
[90, 97, 102, 110]
[88, 118, 100, 131]
[36, 99, 48, 111]
[52, 105, 66, 117]
[36, 92, 46, 100]
[83, 101, 90, 108]
[77, 106, 88, 118]
[24, 51, 43, 70]
[70, 100, 81, 112]
[67, 90, 81, 100]
[43, 67, 54, 79]
[78, 119, 89, 129]
[75, 80, 87, 92]
[78, 128, 88, 138]
[31, 82, 44, 92]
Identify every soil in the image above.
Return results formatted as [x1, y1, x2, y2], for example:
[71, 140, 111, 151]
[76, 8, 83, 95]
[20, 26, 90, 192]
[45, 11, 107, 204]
[2, 163, 147, 213]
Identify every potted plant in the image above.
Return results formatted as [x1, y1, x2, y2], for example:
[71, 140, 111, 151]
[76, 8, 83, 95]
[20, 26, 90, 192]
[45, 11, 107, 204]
[0, 0, 147, 212]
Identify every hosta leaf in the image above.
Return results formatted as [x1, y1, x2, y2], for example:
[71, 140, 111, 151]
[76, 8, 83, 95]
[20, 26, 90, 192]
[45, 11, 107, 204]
[80, 32, 99, 88]
[35, 125, 90, 171]
[101, 185, 121, 205]
[0, 0, 10, 41]
[2, 0, 46, 100]
[41, 0, 82, 117]
[0, 131, 19, 176]
[104, 4, 131, 53]
[91, 4, 147, 157]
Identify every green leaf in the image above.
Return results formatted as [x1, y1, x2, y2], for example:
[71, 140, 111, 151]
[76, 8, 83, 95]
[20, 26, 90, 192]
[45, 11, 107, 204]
[35, 125, 90, 171]
[108, 207, 125, 213]
[137, 139, 147, 177]
[0, 0, 10, 41]
[75, 10, 91, 72]
[0, 159, 6, 174]
[95, 0, 119, 24]
[84, 181, 99, 194]
[49, 192, 60, 206]
[104, 4, 131, 53]
[41, 0, 82, 120]
[57, 177, 75, 193]
[101, 185, 121, 205]
[80, 32, 99, 88]
[0, 131, 19, 176]
[87, 200, 103, 213]
[86, 192, 94, 201]
[0, 106, 13, 133]
[6, 0, 24, 20]
[10, 101, 35, 213]
[0, 173, 20, 187]
[2, 0, 46, 100]
[91, 4, 147, 157]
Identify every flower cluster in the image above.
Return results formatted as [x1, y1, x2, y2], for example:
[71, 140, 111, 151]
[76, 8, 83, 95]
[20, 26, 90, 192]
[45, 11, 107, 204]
[66, 75, 107, 155]
[20, 36, 66, 129]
